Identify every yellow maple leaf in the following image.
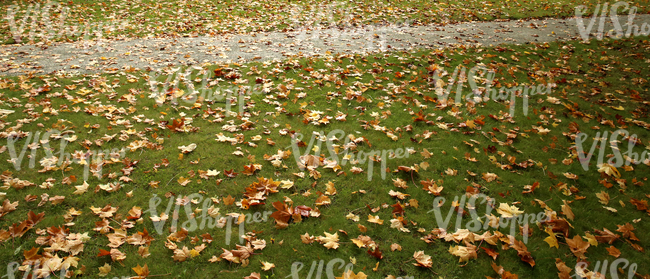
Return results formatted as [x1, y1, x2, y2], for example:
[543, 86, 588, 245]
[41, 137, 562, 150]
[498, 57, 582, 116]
[367, 215, 384, 225]
[497, 203, 524, 218]
[597, 163, 621, 178]
[336, 270, 367, 279]
[260, 261, 275, 271]
[325, 181, 337, 195]
[448, 245, 477, 263]
[132, 264, 149, 277]
[317, 232, 339, 250]
[98, 263, 111, 277]
[543, 227, 559, 249]
[583, 233, 598, 247]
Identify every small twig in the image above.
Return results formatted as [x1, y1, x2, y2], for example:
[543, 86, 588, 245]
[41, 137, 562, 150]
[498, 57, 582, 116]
[475, 239, 485, 251]
[108, 217, 123, 227]
[349, 202, 374, 213]
[410, 170, 417, 187]
[166, 172, 181, 187]
[149, 273, 172, 278]
[402, 258, 415, 264]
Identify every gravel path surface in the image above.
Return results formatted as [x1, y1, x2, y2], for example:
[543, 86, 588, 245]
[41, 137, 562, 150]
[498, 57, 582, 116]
[1, 14, 649, 76]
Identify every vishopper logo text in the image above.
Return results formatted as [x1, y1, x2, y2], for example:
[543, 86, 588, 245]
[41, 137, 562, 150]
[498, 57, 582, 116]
[288, 2, 399, 54]
[3, 261, 130, 279]
[4, 129, 126, 182]
[147, 66, 270, 117]
[575, 2, 650, 41]
[4, 261, 69, 279]
[290, 129, 412, 181]
[148, 193, 272, 245]
[573, 258, 638, 279]
[427, 193, 550, 244]
[574, 129, 650, 172]
[5, 1, 128, 47]
[429, 65, 555, 116]
[286, 258, 354, 279]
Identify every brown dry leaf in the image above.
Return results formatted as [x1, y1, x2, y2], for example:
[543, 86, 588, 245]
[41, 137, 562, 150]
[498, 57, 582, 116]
[358, 224, 368, 233]
[596, 192, 610, 205]
[421, 179, 444, 196]
[616, 223, 639, 241]
[563, 172, 578, 180]
[555, 259, 572, 279]
[73, 182, 89, 195]
[138, 246, 150, 258]
[421, 149, 432, 159]
[412, 251, 433, 268]
[388, 190, 409, 200]
[0, 199, 18, 218]
[107, 229, 127, 248]
[109, 249, 126, 262]
[561, 200, 575, 221]
[630, 198, 648, 211]
[350, 167, 364, 174]
[603, 206, 618, 212]
[270, 201, 293, 229]
[482, 172, 498, 182]
[301, 233, 314, 244]
[127, 206, 142, 220]
[566, 235, 590, 259]
[445, 168, 458, 176]
[491, 262, 519, 279]
[223, 195, 235, 206]
[544, 218, 573, 238]
[606, 246, 621, 258]
[522, 181, 539, 194]
[512, 240, 535, 267]
[315, 195, 331, 206]
[392, 178, 408, 189]
[594, 228, 620, 244]
[481, 247, 499, 260]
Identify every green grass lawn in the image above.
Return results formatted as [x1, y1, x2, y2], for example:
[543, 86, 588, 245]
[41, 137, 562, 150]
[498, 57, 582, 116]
[2, 0, 650, 44]
[0, 35, 649, 278]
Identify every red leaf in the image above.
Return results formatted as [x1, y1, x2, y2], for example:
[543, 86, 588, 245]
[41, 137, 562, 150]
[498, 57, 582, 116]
[97, 249, 111, 257]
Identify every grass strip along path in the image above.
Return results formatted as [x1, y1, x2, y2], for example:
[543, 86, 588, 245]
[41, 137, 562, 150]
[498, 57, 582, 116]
[1, 0, 649, 44]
